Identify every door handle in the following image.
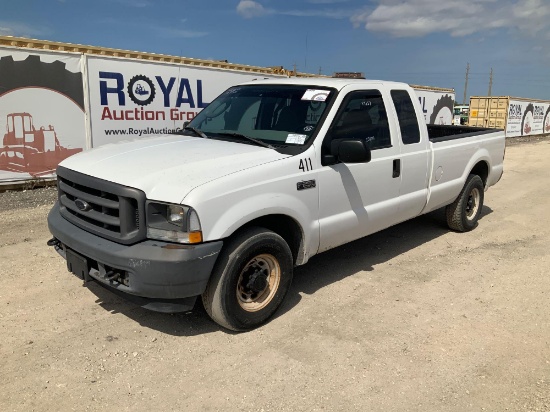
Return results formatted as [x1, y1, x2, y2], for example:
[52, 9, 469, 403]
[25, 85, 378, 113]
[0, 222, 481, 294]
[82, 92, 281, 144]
[392, 159, 401, 178]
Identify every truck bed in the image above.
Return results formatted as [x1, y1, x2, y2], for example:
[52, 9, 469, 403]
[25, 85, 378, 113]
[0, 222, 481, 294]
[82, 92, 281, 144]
[423, 124, 505, 215]
[428, 125, 499, 143]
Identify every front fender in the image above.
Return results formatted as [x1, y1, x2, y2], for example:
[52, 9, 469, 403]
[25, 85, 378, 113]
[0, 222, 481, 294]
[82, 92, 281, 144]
[206, 192, 318, 262]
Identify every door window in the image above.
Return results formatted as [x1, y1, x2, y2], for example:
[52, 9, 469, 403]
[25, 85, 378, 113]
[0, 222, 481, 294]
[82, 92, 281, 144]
[391, 90, 421, 145]
[328, 90, 391, 150]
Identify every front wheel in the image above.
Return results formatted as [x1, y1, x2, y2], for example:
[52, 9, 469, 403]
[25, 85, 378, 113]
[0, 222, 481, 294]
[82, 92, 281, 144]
[446, 174, 484, 232]
[202, 227, 293, 331]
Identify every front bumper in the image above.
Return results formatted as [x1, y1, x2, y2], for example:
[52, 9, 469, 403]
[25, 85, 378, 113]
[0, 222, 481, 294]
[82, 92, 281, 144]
[47, 202, 223, 311]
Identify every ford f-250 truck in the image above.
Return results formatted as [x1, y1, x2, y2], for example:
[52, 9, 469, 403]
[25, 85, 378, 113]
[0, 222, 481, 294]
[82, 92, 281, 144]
[47, 78, 505, 331]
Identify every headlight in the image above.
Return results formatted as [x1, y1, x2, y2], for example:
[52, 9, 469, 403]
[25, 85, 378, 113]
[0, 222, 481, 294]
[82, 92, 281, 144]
[146, 202, 203, 244]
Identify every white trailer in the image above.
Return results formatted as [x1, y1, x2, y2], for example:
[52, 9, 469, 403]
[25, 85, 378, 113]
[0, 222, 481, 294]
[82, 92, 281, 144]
[411, 85, 455, 126]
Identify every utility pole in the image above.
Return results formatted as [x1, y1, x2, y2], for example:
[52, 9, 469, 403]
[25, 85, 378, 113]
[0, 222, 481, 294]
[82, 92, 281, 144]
[488, 68, 493, 96]
[318, 66, 322, 75]
[304, 33, 308, 70]
[463, 63, 470, 104]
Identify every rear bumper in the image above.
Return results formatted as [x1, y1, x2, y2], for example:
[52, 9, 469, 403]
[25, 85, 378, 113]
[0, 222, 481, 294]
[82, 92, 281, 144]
[48, 202, 223, 311]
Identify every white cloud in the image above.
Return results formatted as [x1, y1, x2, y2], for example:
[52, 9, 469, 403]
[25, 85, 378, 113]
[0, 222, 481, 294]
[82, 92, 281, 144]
[281, 9, 354, 19]
[237, 0, 271, 18]
[237, 0, 353, 20]
[0, 21, 52, 38]
[351, 0, 550, 38]
[512, 0, 550, 35]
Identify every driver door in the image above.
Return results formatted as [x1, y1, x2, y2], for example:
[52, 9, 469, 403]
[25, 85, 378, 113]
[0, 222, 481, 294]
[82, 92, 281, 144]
[316, 87, 402, 252]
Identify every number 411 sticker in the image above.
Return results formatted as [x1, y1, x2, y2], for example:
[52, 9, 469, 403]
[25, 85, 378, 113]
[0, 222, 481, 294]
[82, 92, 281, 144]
[299, 158, 313, 172]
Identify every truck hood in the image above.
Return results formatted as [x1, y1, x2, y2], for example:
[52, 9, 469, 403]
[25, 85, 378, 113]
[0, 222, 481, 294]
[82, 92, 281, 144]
[60, 134, 288, 203]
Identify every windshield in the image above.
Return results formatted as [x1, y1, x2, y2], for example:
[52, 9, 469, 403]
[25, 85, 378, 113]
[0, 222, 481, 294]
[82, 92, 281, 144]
[187, 85, 333, 146]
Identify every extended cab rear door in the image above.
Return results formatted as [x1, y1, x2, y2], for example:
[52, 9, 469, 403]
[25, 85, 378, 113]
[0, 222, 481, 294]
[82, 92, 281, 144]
[388, 88, 431, 221]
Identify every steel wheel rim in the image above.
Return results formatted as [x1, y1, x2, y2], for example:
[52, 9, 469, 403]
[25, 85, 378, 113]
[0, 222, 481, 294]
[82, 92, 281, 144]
[466, 187, 481, 220]
[236, 254, 281, 312]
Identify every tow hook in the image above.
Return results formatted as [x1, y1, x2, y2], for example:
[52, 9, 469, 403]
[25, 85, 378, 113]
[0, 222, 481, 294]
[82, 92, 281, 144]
[47, 238, 60, 247]
[104, 269, 129, 286]
[105, 270, 121, 281]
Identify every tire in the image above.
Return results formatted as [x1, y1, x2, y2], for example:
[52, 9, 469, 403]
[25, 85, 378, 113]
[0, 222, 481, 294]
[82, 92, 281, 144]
[202, 227, 293, 331]
[446, 174, 484, 232]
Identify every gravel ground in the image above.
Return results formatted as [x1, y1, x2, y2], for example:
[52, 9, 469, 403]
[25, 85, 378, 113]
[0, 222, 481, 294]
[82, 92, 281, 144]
[505, 133, 549, 146]
[1, 137, 549, 412]
[0, 186, 58, 212]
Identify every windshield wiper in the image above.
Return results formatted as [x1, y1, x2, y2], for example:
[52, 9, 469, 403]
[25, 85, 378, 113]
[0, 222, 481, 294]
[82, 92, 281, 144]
[183, 126, 208, 139]
[214, 132, 274, 149]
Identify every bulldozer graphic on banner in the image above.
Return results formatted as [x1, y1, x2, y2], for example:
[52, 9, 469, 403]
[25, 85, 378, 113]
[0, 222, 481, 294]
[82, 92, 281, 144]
[0, 112, 82, 177]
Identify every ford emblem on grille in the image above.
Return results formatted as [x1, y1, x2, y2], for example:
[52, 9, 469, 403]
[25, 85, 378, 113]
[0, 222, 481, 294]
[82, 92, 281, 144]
[75, 199, 92, 212]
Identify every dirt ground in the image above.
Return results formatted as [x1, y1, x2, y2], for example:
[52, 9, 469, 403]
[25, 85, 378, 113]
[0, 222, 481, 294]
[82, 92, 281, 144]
[1, 139, 549, 412]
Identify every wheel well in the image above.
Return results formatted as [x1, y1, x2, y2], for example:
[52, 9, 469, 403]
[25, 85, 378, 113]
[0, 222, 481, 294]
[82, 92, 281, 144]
[239, 215, 304, 265]
[470, 161, 489, 186]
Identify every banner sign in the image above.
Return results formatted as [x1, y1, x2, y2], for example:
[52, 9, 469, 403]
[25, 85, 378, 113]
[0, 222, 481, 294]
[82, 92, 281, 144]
[0, 48, 85, 181]
[506, 99, 550, 138]
[86, 56, 281, 147]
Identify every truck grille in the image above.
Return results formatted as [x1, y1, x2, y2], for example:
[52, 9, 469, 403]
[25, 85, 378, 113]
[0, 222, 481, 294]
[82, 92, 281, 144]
[56, 166, 146, 245]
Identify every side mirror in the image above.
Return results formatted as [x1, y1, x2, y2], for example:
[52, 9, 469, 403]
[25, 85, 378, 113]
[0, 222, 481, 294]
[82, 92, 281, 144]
[183, 121, 190, 127]
[330, 139, 371, 163]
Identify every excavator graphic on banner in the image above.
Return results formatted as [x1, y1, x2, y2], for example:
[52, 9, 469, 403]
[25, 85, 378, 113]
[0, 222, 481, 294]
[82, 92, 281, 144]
[0, 112, 82, 177]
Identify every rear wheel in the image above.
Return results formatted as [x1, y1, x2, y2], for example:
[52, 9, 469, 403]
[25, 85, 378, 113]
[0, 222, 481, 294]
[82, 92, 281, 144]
[446, 174, 484, 232]
[202, 227, 293, 331]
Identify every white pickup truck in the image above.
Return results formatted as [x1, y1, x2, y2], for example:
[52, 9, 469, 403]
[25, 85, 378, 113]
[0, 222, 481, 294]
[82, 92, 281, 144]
[48, 78, 505, 331]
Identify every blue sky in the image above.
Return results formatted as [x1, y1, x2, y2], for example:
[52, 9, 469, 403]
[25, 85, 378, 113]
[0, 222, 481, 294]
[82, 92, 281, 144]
[1, 0, 549, 102]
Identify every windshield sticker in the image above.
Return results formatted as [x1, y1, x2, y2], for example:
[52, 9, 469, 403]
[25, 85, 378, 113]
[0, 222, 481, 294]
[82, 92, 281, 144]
[301, 89, 329, 102]
[286, 134, 307, 144]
